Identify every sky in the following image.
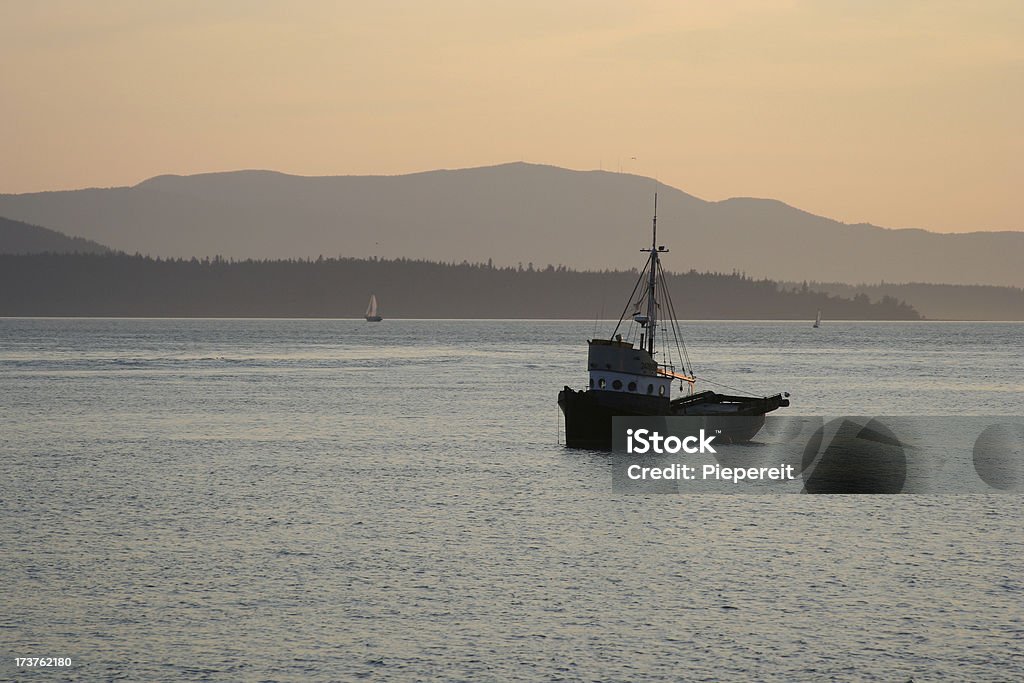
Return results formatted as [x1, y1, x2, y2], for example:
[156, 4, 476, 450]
[1, 0, 1021, 232]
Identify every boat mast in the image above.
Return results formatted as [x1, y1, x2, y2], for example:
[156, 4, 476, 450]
[643, 194, 660, 355]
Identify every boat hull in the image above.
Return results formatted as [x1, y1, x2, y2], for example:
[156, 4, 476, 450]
[558, 387, 789, 450]
[365, 316, 383, 322]
[558, 388, 669, 449]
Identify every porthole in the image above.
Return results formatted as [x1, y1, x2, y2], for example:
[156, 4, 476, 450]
[628, 381, 637, 392]
[647, 384, 654, 394]
[659, 385, 666, 396]
[612, 379, 623, 390]
[598, 378, 606, 389]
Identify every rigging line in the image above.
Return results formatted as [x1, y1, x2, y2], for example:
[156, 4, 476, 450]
[672, 292, 692, 375]
[656, 262, 676, 367]
[690, 375, 761, 397]
[657, 262, 680, 365]
[675, 305, 692, 374]
[655, 260, 690, 396]
[659, 260, 692, 375]
[670, 285, 690, 375]
[611, 260, 649, 340]
[674, 319, 693, 380]
[672, 293, 692, 373]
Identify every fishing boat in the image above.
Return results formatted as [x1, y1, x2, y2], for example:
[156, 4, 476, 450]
[813, 309, 821, 328]
[557, 196, 790, 449]
[365, 294, 383, 322]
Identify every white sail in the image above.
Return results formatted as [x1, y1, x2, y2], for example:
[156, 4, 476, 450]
[814, 309, 821, 327]
[366, 295, 378, 317]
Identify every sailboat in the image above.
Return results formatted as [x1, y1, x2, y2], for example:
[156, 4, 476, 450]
[813, 309, 821, 328]
[365, 294, 383, 322]
[557, 195, 790, 449]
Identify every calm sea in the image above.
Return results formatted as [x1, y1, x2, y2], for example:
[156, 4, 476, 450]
[2, 319, 1022, 681]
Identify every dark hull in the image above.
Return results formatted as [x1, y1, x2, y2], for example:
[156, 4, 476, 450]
[558, 388, 669, 450]
[558, 387, 789, 450]
[365, 316, 383, 322]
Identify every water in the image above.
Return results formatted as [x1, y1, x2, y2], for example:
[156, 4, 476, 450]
[1, 319, 1021, 681]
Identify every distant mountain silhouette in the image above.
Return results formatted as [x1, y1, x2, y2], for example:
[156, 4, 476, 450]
[0, 216, 110, 254]
[0, 163, 1020, 286]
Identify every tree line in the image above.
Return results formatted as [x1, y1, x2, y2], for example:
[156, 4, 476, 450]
[0, 253, 921, 319]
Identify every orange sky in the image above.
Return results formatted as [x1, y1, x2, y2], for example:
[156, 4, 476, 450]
[1, 0, 1021, 231]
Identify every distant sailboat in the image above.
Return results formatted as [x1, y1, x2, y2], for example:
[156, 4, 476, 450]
[365, 294, 383, 322]
[813, 309, 821, 328]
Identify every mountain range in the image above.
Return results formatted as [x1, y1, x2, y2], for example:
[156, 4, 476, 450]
[0, 216, 109, 255]
[0, 163, 1020, 287]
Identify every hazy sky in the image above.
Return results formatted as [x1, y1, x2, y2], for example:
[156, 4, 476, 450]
[2, 0, 1021, 231]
